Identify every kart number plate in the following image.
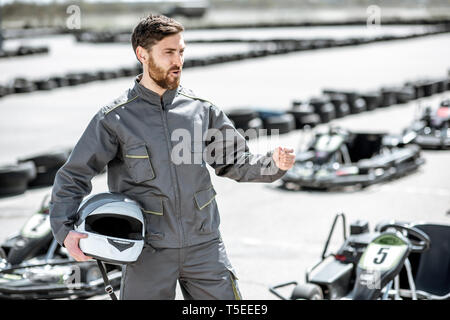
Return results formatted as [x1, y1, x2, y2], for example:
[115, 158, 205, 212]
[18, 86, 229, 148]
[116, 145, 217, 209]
[359, 243, 408, 271]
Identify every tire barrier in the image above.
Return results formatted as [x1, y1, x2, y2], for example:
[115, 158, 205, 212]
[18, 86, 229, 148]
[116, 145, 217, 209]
[184, 18, 450, 30]
[4, 18, 450, 40]
[323, 75, 449, 114]
[17, 149, 72, 187]
[226, 108, 260, 130]
[288, 102, 321, 128]
[227, 71, 449, 137]
[0, 147, 110, 198]
[2, 23, 449, 99]
[327, 93, 351, 118]
[0, 161, 36, 197]
[0, 64, 143, 99]
[74, 23, 450, 47]
[322, 90, 367, 114]
[12, 78, 37, 94]
[259, 111, 296, 135]
[0, 46, 49, 59]
[3, 28, 69, 40]
[309, 97, 336, 123]
[359, 92, 382, 111]
[227, 108, 297, 135]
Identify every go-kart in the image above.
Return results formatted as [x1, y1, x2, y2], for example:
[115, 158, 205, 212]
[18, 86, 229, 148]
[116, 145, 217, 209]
[269, 213, 450, 300]
[402, 99, 450, 150]
[281, 127, 425, 190]
[0, 195, 121, 299]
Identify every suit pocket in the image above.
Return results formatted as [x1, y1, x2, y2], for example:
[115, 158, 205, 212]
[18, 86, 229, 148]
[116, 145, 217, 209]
[139, 195, 165, 241]
[194, 185, 217, 210]
[194, 186, 219, 234]
[124, 144, 155, 183]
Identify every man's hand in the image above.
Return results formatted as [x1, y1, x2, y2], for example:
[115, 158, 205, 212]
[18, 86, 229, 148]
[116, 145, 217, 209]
[63, 230, 93, 262]
[272, 147, 295, 171]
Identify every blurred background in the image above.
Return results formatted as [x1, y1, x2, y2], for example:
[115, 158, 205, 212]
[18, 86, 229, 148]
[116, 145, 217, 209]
[0, 0, 449, 300]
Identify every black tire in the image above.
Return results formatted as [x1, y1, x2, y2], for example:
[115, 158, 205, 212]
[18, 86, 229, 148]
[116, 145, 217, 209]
[327, 93, 351, 117]
[380, 88, 398, 107]
[227, 108, 259, 129]
[16, 46, 33, 56]
[309, 97, 336, 123]
[236, 117, 263, 138]
[66, 73, 85, 86]
[360, 92, 382, 111]
[118, 67, 135, 77]
[435, 78, 448, 93]
[348, 96, 367, 114]
[49, 76, 69, 88]
[33, 79, 58, 91]
[324, 90, 367, 114]
[395, 86, 415, 104]
[12, 78, 36, 94]
[0, 85, 12, 98]
[418, 80, 437, 97]
[18, 149, 71, 187]
[291, 283, 324, 300]
[97, 70, 118, 80]
[0, 161, 36, 196]
[407, 82, 424, 99]
[263, 113, 296, 134]
[78, 72, 99, 83]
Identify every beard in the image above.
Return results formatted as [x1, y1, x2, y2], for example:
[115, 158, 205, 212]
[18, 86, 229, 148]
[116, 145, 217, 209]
[147, 56, 181, 90]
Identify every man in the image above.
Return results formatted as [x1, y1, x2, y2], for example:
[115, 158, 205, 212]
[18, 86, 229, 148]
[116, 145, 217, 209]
[50, 14, 295, 300]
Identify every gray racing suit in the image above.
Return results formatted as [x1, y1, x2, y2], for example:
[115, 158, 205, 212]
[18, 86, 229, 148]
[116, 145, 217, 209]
[49, 74, 286, 299]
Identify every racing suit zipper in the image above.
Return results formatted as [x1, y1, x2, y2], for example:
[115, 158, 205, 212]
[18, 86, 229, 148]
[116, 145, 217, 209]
[159, 97, 185, 247]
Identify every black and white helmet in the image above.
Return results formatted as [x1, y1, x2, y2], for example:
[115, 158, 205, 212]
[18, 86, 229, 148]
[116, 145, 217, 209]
[74, 192, 145, 265]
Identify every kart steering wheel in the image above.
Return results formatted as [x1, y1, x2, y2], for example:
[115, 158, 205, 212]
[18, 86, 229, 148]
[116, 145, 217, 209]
[379, 223, 431, 253]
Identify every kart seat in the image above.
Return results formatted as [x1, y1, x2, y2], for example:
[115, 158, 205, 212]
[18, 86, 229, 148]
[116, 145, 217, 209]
[412, 224, 450, 297]
[346, 133, 383, 163]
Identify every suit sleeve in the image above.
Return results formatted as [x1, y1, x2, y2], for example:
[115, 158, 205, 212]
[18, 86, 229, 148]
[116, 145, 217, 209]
[206, 104, 286, 183]
[49, 112, 118, 246]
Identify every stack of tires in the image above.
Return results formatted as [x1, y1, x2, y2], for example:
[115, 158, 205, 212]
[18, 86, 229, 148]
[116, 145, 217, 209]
[18, 149, 72, 187]
[308, 97, 336, 123]
[0, 162, 36, 197]
[326, 93, 351, 118]
[359, 92, 382, 111]
[0, 46, 49, 59]
[322, 90, 367, 114]
[288, 100, 321, 128]
[226, 108, 296, 137]
[0, 148, 72, 197]
[257, 110, 296, 135]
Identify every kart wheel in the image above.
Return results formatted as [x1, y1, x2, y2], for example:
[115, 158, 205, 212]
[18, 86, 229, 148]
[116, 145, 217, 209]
[291, 283, 324, 300]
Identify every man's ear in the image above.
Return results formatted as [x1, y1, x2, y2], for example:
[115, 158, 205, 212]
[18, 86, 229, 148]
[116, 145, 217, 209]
[136, 46, 149, 64]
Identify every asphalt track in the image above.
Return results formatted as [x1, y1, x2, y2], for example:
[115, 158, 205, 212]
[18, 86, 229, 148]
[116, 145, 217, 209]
[0, 31, 449, 300]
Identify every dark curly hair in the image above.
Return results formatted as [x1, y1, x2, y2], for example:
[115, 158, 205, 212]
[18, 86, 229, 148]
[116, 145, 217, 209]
[131, 14, 184, 63]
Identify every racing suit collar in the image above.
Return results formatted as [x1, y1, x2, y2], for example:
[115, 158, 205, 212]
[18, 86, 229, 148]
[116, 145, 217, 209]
[133, 73, 179, 108]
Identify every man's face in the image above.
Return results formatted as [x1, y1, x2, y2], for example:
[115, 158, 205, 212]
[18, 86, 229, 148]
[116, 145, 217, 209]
[146, 33, 185, 90]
